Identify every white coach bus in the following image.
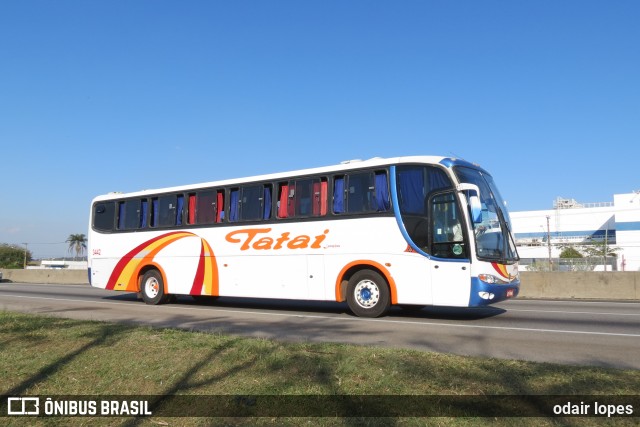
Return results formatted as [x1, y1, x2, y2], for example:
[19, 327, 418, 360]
[88, 156, 520, 317]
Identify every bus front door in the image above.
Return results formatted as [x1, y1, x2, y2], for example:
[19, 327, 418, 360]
[428, 191, 471, 306]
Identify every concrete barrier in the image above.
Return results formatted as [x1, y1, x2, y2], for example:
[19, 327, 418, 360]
[1, 269, 639, 300]
[0, 269, 89, 285]
[518, 272, 640, 300]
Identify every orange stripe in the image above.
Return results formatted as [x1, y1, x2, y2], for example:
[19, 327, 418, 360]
[334, 260, 398, 304]
[112, 232, 194, 291]
[491, 262, 509, 279]
[108, 232, 219, 295]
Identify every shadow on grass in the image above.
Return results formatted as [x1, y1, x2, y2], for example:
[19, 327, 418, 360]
[3, 321, 135, 397]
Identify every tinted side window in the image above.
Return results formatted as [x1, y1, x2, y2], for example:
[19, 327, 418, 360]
[153, 195, 177, 227]
[241, 185, 263, 221]
[230, 185, 272, 222]
[346, 172, 374, 213]
[333, 170, 390, 215]
[93, 202, 116, 232]
[277, 178, 327, 219]
[196, 190, 217, 224]
[117, 200, 142, 230]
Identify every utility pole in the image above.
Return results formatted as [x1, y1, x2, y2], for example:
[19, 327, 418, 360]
[604, 228, 608, 272]
[546, 216, 552, 271]
[22, 243, 28, 269]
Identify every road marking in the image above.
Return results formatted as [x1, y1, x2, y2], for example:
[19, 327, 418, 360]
[504, 299, 640, 306]
[500, 308, 640, 316]
[3, 293, 640, 339]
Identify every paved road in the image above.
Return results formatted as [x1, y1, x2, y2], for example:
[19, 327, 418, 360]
[1, 282, 639, 369]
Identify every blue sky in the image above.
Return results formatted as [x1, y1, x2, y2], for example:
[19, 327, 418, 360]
[1, 1, 638, 258]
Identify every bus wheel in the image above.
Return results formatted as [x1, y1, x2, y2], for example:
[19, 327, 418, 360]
[347, 270, 390, 318]
[140, 270, 169, 305]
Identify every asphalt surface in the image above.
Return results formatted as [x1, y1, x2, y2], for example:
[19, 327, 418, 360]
[1, 282, 639, 369]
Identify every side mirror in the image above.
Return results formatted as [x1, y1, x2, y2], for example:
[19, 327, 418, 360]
[469, 195, 482, 224]
[457, 183, 482, 224]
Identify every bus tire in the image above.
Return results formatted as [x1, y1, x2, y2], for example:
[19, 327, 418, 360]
[347, 269, 390, 318]
[140, 270, 169, 305]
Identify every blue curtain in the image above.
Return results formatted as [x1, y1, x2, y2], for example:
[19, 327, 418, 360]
[229, 190, 239, 222]
[140, 200, 148, 228]
[152, 199, 159, 227]
[333, 177, 344, 213]
[176, 195, 184, 225]
[375, 173, 390, 211]
[398, 169, 424, 214]
[428, 168, 451, 192]
[263, 187, 272, 220]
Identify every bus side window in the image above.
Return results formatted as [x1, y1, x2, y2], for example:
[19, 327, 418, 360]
[240, 185, 262, 221]
[93, 202, 116, 231]
[345, 172, 375, 213]
[314, 178, 328, 216]
[117, 200, 142, 230]
[195, 190, 216, 224]
[158, 195, 177, 227]
[230, 185, 270, 222]
[295, 179, 314, 217]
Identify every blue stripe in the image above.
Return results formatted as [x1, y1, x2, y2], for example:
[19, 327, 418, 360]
[616, 221, 640, 231]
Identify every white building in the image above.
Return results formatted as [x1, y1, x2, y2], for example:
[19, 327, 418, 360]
[511, 192, 640, 271]
[26, 259, 88, 270]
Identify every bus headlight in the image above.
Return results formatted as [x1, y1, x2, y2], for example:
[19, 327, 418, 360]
[478, 274, 509, 285]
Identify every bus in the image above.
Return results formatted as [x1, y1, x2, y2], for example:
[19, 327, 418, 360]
[88, 156, 520, 317]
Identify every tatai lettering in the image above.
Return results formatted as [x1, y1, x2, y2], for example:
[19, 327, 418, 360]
[225, 228, 329, 251]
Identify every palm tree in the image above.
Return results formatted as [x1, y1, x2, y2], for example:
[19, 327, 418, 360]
[66, 234, 87, 260]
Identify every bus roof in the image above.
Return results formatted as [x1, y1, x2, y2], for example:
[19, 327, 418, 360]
[92, 155, 484, 202]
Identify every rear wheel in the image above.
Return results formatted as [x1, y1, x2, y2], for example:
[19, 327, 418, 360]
[347, 270, 391, 318]
[140, 270, 169, 305]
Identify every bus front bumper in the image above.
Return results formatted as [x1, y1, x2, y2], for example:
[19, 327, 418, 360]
[469, 277, 520, 306]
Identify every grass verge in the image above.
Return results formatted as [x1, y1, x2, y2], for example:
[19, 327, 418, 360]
[1, 310, 638, 426]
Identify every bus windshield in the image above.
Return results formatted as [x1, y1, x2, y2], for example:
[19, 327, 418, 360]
[454, 166, 519, 263]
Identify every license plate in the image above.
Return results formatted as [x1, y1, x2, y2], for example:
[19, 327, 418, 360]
[506, 289, 514, 298]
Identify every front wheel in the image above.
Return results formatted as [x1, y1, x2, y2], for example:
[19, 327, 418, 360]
[347, 270, 391, 318]
[140, 270, 169, 305]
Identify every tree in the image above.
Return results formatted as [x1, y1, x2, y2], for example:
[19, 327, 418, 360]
[559, 246, 583, 259]
[0, 244, 31, 269]
[66, 234, 87, 260]
[580, 241, 620, 258]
